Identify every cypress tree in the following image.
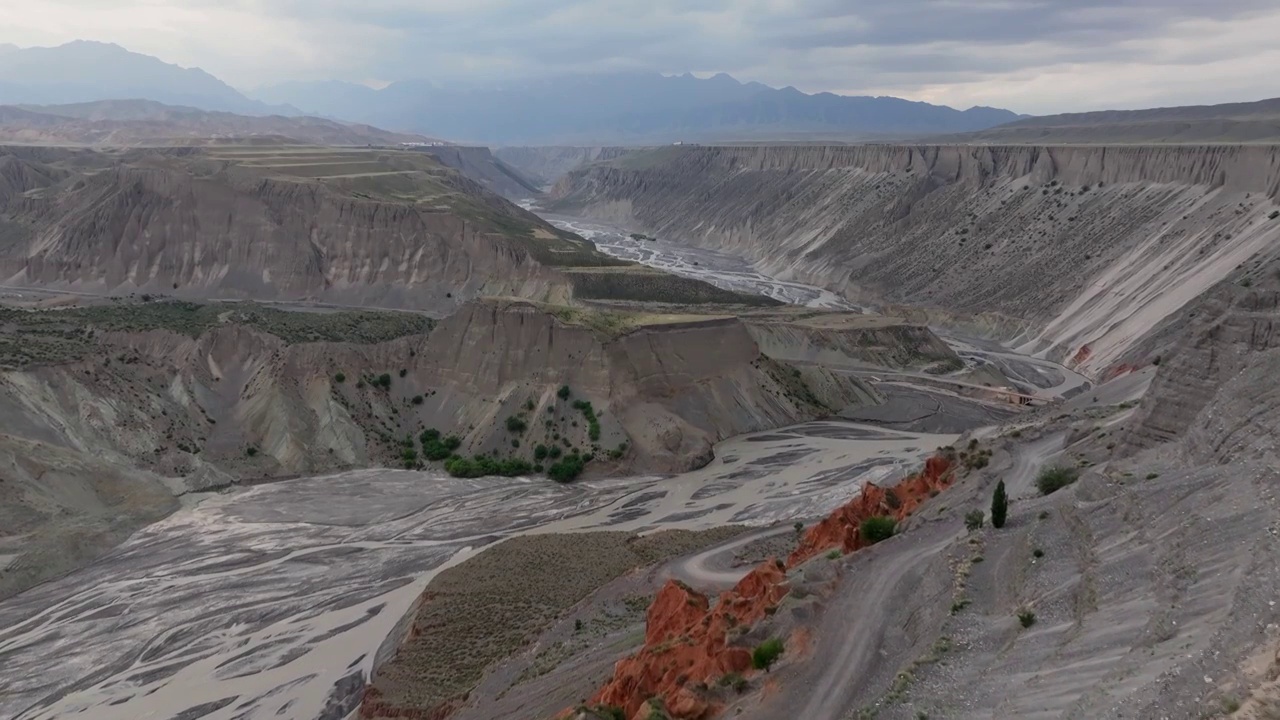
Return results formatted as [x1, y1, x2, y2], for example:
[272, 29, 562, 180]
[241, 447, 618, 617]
[991, 480, 1009, 529]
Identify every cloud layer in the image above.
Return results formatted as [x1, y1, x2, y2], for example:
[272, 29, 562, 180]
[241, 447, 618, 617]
[6, 0, 1280, 113]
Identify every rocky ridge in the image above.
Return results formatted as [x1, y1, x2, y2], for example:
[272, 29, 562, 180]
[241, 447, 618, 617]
[0, 298, 886, 600]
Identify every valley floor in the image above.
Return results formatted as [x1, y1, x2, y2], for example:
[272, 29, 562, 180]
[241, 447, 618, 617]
[0, 212, 1098, 720]
[0, 421, 952, 720]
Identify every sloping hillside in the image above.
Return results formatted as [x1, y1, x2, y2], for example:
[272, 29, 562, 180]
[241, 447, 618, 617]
[549, 144, 1280, 377]
[937, 96, 1280, 144]
[0, 99, 434, 146]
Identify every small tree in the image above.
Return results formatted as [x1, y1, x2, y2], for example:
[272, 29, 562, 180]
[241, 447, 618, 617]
[558, 385, 571, 400]
[751, 638, 785, 671]
[859, 516, 896, 544]
[965, 510, 985, 531]
[991, 480, 1009, 529]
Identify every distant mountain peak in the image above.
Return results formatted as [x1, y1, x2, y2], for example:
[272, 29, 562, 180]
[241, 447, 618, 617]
[0, 41, 300, 117]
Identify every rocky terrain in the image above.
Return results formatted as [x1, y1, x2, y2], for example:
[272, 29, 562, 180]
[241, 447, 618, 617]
[548, 143, 1280, 377]
[0, 99, 434, 146]
[0, 293, 919, 602]
[0, 143, 771, 313]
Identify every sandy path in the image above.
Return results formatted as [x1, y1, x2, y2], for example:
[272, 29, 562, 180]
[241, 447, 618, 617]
[760, 532, 958, 720]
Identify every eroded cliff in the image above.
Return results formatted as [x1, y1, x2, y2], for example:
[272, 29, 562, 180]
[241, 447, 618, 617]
[549, 144, 1280, 377]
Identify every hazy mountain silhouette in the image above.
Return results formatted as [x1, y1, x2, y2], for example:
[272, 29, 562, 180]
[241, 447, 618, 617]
[0, 41, 297, 116]
[252, 72, 1025, 144]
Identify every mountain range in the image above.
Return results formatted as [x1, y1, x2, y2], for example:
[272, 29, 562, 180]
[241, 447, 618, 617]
[251, 72, 1027, 145]
[0, 42, 1026, 145]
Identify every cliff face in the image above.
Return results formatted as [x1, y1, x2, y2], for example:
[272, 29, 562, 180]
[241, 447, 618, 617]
[411, 300, 880, 473]
[493, 146, 638, 187]
[0, 147, 658, 312]
[0, 300, 878, 480]
[423, 146, 542, 199]
[549, 144, 1280, 376]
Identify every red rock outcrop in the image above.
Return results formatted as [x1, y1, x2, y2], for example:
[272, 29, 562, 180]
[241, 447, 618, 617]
[788, 453, 954, 566]
[580, 452, 955, 719]
[587, 561, 790, 720]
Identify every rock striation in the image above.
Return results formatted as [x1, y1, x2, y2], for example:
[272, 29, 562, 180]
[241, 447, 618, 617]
[549, 144, 1280, 376]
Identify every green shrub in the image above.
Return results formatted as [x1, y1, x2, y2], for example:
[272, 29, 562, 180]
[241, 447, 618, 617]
[573, 399, 602, 441]
[547, 445, 562, 459]
[506, 416, 527, 433]
[377, 373, 392, 389]
[558, 385, 571, 400]
[334, 372, 346, 383]
[991, 480, 1009, 529]
[399, 368, 407, 378]
[246, 446, 258, 457]
[411, 395, 424, 405]
[1032, 548, 1045, 558]
[1035, 466, 1080, 495]
[547, 453, 586, 482]
[826, 549, 842, 560]
[965, 510, 985, 531]
[420, 429, 463, 461]
[859, 516, 896, 544]
[751, 638, 785, 671]
[534, 443, 549, 460]
[1017, 608, 1037, 628]
[1270, 210, 1280, 220]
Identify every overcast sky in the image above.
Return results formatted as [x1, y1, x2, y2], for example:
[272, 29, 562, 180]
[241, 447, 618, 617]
[5, 0, 1280, 114]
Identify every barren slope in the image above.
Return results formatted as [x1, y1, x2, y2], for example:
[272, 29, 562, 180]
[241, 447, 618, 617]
[549, 144, 1280, 376]
[0, 99, 435, 146]
[936, 96, 1280, 144]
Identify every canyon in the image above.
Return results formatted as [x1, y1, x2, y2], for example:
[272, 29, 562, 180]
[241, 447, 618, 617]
[4, 133, 1280, 720]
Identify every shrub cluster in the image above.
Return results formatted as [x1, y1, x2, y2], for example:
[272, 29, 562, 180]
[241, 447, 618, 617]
[445, 455, 533, 478]
[573, 399, 602, 441]
[420, 429, 462, 461]
[548, 452, 587, 482]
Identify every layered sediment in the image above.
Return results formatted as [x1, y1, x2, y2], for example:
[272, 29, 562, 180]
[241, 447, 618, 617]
[550, 144, 1280, 376]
